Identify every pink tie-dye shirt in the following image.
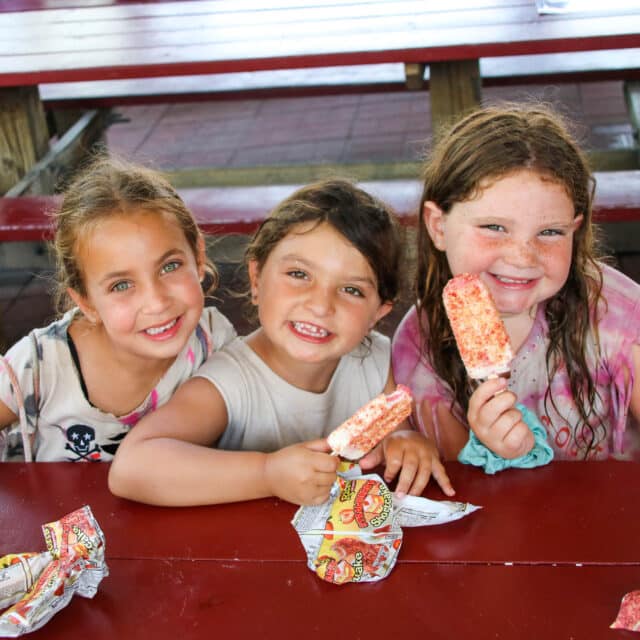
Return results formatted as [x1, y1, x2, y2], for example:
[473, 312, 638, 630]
[392, 264, 640, 461]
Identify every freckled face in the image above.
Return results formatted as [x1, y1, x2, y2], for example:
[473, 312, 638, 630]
[425, 169, 582, 324]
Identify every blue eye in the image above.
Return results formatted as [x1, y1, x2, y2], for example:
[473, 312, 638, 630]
[539, 228, 564, 237]
[287, 269, 307, 279]
[162, 260, 181, 274]
[111, 281, 130, 293]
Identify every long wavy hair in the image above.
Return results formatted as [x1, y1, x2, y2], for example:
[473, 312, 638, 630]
[51, 154, 217, 313]
[416, 103, 607, 456]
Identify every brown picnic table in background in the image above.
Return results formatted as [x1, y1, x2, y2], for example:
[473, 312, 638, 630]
[1, 0, 640, 194]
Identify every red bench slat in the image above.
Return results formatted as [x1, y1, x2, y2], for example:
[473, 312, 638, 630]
[1, 173, 638, 242]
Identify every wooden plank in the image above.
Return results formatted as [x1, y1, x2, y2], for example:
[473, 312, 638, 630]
[1, 172, 638, 242]
[589, 149, 639, 172]
[0, 86, 49, 194]
[1, 10, 636, 54]
[482, 48, 640, 85]
[429, 59, 481, 139]
[624, 79, 640, 144]
[0, 5, 535, 46]
[0, 1, 532, 28]
[404, 62, 425, 91]
[48, 107, 88, 137]
[36, 50, 640, 110]
[5, 109, 109, 196]
[0, 0, 176, 10]
[0, 4, 639, 86]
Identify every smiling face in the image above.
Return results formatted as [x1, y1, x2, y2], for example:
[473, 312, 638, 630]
[69, 209, 205, 364]
[248, 221, 392, 389]
[424, 169, 582, 331]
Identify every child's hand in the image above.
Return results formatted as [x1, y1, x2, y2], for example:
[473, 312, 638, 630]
[359, 430, 455, 498]
[467, 377, 535, 459]
[263, 438, 339, 506]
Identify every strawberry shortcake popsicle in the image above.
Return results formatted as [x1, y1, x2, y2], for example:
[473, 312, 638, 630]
[443, 273, 513, 379]
[327, 385, 413, 460]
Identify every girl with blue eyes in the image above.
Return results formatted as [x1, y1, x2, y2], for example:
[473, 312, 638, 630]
[393, 103, 640, 463]
[0, 156, 236, 462]
[109, 179, 453, 506]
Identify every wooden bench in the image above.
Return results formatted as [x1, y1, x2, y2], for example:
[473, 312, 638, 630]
[3, 1, 640, 195]
[38, 50, 640, 110]
[2, 173, 638, 242]
[2, 174, 639, 348]
[37, 53, 640, 181]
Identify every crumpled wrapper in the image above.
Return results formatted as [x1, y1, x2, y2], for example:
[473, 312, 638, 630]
[292, 463, 481, 584]
[0, 505, 108, 637]
[611, 590, 640, 632]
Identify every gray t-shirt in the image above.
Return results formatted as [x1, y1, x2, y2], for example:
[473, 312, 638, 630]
[0, 306, 236, 461]
[196, 330, 390, 452]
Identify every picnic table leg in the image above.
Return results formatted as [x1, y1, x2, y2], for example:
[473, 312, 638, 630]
[428, 59, 481, 141]
[624, 80, 640, 149]
[0, 87, 50, 195]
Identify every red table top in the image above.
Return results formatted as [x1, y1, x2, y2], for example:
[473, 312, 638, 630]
[19, 561, 640, 640]
[1, 1, 639, 87]
[1, 461, 639, 565]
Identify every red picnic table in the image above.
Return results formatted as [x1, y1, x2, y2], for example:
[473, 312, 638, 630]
[1, 460, 638, 638]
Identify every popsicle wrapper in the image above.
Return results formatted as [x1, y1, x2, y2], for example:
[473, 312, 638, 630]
[611, 590, 640, 631]
[292, 462, 481, 585]
[0, 506, 108, 637]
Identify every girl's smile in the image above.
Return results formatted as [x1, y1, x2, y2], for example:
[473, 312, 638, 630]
[141, 315, 183, 340]
[247, 221, 392, 391]
[70, 210, 205, 366]
[424, 169, 582, 346]
[288, 320, 333, 343]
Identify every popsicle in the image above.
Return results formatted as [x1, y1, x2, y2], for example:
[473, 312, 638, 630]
[328, 385, 413, 460]
[442, 273, 513, 379]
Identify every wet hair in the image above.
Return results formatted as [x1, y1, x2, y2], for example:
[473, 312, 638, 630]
[415, 102, 607, 457]
[245, 178, 403, 305]
[51, 154, 217, 312]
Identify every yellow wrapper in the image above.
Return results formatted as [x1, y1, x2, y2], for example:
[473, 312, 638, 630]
[313, 475, 400, 584]
[292, 462, 481, 585]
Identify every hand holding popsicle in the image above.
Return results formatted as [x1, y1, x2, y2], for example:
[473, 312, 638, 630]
[263, 439, 340, 506]
[329, 385, 454, 496]
[467, 377, 535, 459]
[443, 274, 534, 457]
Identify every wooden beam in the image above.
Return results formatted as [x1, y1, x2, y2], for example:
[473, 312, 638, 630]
[428, 59, 481, 141]
[0, 86, 50, 194]
[589, 148, 639, 171]
[404, 63, 425, 90]
[49, 108, 91, 138]
[624, 80, 640, 146]
[6, 109, 110, 196]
